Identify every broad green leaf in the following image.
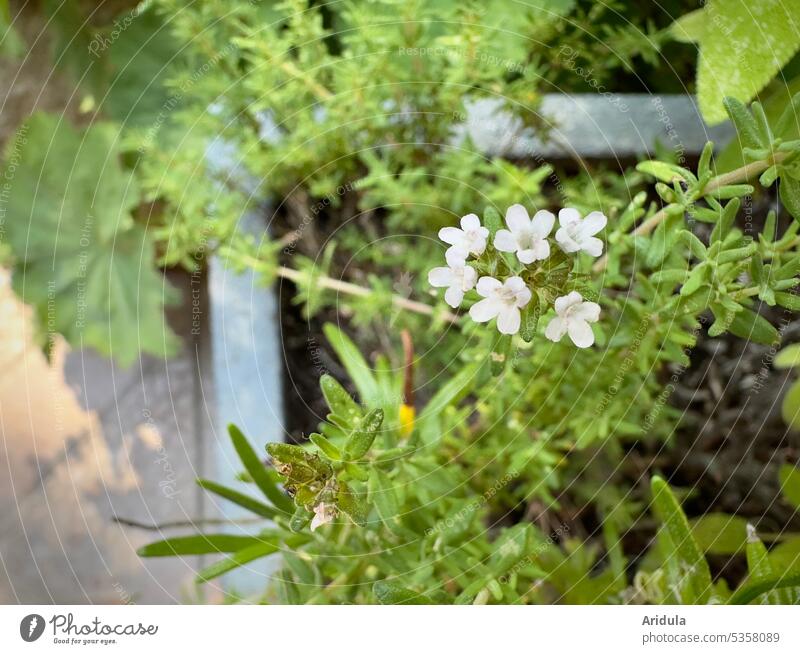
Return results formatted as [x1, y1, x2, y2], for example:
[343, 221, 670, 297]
[779, 464, 800, 509]
[195, 540, 280, 583]
[197, 479, 277, 519]
[138, 534, 268, 558]
[101, 7, 182, 129]
[3, 113, 179, 365]
[228, 425, 294, 514]
[651, 476, 713, 603]
[322, 323, 379, 403]
[695, 1, 800, 124]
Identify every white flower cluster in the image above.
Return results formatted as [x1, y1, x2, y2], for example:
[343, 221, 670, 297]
[428, 205, 605, 347]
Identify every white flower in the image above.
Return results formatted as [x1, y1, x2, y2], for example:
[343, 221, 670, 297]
[554, 208, 607, 257]
[469, 276, 532, 335]
[438, 213, 489, 261]
[428, 259, 478, 308]
[494, 204, 555, 264]
[310, 502, 336, 531]
[544, 291, 601, 348]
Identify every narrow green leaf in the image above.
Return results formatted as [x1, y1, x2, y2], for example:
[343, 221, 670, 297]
[729, 571, 800, 605]
[320, 374, 361, 426]
[344, 408, 384, 459]
[723, 98, 765, 149]
[309, 433, 342, 460]
[651, 476, 713, 603]
[197, 479, 277, 519]
[728, 308, 779, 345]
[322, 323, 379, 403]
[228, 425, 294, 514]
[373, 581, 430, 604]
[195, 540, 280, 583]
[138, 534, 266, 557]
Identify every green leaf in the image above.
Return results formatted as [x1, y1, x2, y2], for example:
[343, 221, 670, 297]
[782, 380, 800, 431]
[670, 8, 706, 43]
[745, 525, 785, 604]
[780, 175, 800, 222]
[338, 482, 370, 526]
[775, 344, 800, 368]
[690, 513, 749, 555]
[369, 468, 400, 524]
[101, 7, 182, 129]
[138, 534, 268, 558]
[197, 479, 277, 519]
[775, 292, 800, 311]
[228, 425, 294, 514]
[779, 464, 800, 509]
[636, 160, 685, 183]
[320, 374, 362, 426]
[727, 308, 779, 345]
[344, 408, 384, 460]
[651, 476, 713, 603]
[373, 581, 430, 604]
[696, 2, 800, 124]
[323, 323, 379, 403]
[3, 113, 180, 365]
[417, 361, 478, 424]
[729, 571, 800, 605]
[483, 206, 502, 236]
[195, 540, 280, 584]
[309, 433, 342, 460]
[722, 98, 765, 150]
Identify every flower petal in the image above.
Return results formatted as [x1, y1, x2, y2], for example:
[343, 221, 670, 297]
[567, 319, 595, 348]
[555, 227, 580, 253]
[493, 229, 518, 252]
[445, 246, 468, 266]
[573, 301, 601, 322]
[531, 210, 555, 238]
[444, 286, 464, 308]
[554, 291, 582, 314]
[428, 266, 454, 287]
[582, 211, 607, 235]
[461, 266, 478, 290]
[582, 236, 604, 257]
[460, 213, 481, 231]
[515, 286, 532, 308]
[476, 276, 502, 297]
[558, 207, 581, 227]
[529, 238, 550, 261]
[439, 226, 463, 245]
[469, 297, 501, 322]
[544, 316, 567, 342]
[505, 204, 531, 233]
[517, 248, 537, 264]
[504, 276, 526, 293]
[496, 305, 521, 334]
